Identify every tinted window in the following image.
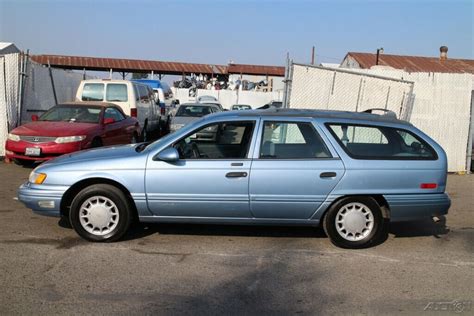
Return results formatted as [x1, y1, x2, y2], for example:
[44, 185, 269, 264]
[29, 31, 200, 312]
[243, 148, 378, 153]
[104, 107, 125, 122]
[176, 105, 214, 117]
[173, 121, 255, 159]
[82, 83, 104, 101]
[106, 84, 128, 102]
[137, 85, 150, 102]
[327, 123, 437, 160]
[40, 105, 101, 123]
[260, 122, 332, 159]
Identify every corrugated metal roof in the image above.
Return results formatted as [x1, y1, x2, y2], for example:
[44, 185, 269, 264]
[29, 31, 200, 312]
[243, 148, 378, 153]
[30, 54, 228, 75]
[227, 63, 285, 76]
[345, 52, 474, 74]
[30, 55, 287, 77]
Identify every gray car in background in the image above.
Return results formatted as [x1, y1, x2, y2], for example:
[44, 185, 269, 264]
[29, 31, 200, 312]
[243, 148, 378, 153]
[170, 103, 221, 133]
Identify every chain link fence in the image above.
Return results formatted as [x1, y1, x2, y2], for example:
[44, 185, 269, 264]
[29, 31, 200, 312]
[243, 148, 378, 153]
[285, 62, 474, 172]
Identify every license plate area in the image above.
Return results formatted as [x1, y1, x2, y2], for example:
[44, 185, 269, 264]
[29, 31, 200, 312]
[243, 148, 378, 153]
[25, 147, 41, 156]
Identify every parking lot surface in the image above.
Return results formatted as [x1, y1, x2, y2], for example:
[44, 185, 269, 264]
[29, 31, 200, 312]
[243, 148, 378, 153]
[0, 163, 472, 315]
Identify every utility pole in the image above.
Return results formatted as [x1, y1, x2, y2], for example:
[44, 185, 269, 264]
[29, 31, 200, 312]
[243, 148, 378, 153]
[311, 46, 315, 65]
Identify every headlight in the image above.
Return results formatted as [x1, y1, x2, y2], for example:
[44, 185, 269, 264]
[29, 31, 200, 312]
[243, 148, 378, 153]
[170, 124, 184, 131]
[29, 172, 47, 184]
[55, 136, 86, 143]
[8, 133, 20, 142]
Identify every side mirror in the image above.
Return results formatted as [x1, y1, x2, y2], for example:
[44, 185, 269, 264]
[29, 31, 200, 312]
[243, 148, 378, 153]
[155, 147, 179, 162]
[103, 118, 115, 125]
[31, 115, 39, 121]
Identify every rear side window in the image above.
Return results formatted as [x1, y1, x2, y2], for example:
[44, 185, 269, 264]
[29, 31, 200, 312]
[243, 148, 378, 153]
[260, 122, 332, 159]
[82, 83, 104, 101]
[106, 84, 128, 102]
[326, 123, 437, 160]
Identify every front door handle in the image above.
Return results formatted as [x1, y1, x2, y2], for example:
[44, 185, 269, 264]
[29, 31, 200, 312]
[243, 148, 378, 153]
[226, 172, 248, 178]
[320, 172, 337, 178]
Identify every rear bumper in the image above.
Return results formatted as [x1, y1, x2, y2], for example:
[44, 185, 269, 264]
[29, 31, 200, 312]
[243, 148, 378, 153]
[384, 193, 451, 222]
[17, 182, 69, 217]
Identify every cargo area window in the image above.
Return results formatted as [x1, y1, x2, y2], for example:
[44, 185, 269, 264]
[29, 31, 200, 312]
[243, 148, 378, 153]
[106, 84, 128, 102]
[82, 83, 104, 101]
[259, 121, 332, 159]
[326, 123, 437, 160]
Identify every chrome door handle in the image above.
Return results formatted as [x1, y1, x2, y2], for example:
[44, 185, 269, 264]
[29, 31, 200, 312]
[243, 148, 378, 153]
[226, 172, 248, 178]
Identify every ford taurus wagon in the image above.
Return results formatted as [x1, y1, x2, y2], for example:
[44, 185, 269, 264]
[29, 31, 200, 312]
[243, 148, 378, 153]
[18, 108, 450, 248]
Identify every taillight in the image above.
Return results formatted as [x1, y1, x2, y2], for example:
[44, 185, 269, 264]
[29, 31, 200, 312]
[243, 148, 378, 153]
[161, 107, 166, 115]
[130, 108, 137, 117]
[420, 183, 437, 189]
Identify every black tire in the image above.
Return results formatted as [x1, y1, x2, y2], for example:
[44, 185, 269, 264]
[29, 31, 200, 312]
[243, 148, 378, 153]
[13, 158, 36, 167]
[69, 184, 132, 242]
[131, 132, 138, 144]
[91, 137, 102, 148]
[323, 196, 386, 249]
[141, 120, 148, 142]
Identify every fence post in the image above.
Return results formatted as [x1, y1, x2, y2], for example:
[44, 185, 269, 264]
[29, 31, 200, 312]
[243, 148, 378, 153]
[47, 60, 58, 105]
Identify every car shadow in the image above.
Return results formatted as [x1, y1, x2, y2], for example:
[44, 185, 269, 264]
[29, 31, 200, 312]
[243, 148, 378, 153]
[389, 216, 449, 238]
[121, 223, 327, 241]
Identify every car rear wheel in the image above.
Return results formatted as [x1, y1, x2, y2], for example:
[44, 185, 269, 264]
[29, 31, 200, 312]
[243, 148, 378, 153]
[323, 196, 385, 249]
[69, 184, 132, 242]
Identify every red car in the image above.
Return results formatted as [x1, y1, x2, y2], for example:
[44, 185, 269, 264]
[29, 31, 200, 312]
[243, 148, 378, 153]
[5, 102, 141, 165]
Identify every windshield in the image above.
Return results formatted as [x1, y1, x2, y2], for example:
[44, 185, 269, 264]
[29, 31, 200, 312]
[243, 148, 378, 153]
[176, 105, 214, 117]
[39, 105, 102, 123]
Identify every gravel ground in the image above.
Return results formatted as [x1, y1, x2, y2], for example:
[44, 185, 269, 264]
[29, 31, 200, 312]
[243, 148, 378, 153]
[0, 163, 472, 315]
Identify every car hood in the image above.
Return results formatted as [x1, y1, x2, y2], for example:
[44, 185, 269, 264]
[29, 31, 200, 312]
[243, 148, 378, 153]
[11, 121, 98, 137]
[44, 144, 140, 166]
[172, 116, 200, 126]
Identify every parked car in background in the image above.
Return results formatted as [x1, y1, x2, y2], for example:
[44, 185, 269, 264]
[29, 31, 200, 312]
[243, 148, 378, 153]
[76, 79, 161, 139]
[170, 103, 221, 133]
[132, 79, 174, 131]
[258, 101, 283, 109]
[5, 102, 140, 165]
[231, 104, 252, 111]
[18, 108, 450, 248]
[197, 95, 225, 111]
[197, 95, 218, 103]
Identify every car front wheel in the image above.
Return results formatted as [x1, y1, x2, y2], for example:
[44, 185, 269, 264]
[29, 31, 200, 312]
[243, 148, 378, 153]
[69, 184, 132, 242]
[323, 196, 386, 249]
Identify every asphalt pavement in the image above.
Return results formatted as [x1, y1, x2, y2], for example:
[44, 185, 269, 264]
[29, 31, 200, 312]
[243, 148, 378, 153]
[0, 163, 472, 315]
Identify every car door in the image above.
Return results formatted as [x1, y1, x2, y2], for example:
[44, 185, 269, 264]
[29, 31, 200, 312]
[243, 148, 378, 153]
[102, 107, 127, 145]
[145, 118, 258, 218]
[249, 118, 345, 219]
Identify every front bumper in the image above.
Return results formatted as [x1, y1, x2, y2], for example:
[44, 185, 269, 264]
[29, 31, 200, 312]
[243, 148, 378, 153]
[5, 140, 83, 161]
[17, 182, 70, 217]
[385, 193, 451, 222]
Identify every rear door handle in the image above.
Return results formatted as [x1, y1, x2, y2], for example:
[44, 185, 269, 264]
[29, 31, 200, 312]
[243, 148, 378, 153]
[226, 172, 248, 178]
[320, 172, 337, 178]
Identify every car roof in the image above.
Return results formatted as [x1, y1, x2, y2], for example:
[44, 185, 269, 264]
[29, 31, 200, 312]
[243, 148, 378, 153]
[180, 103, 218, 107]
[207, 108, 410, 125]
[60, 101, 117, 108]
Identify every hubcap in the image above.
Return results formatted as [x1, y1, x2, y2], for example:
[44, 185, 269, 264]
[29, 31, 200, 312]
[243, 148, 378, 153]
[79, 196, 119, 236]
[335, 202, 374, 241]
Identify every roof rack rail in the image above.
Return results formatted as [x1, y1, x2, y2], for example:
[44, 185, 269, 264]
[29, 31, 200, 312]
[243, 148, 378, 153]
[362, 108, 397, 119]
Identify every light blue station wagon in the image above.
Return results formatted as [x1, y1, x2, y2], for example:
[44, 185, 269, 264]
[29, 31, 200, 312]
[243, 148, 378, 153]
[18, 108, 451, 248]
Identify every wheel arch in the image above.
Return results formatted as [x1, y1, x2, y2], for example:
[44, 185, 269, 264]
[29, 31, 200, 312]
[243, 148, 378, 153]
[321, 194, 391, 222]
[60, 177, 138, 220]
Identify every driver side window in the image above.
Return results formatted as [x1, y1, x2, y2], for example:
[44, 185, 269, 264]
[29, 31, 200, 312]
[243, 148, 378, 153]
[173, 121, 255, 159]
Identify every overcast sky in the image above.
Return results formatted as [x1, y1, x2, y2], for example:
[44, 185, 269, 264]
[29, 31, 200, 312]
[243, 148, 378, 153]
[1, 0, 472, 67]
